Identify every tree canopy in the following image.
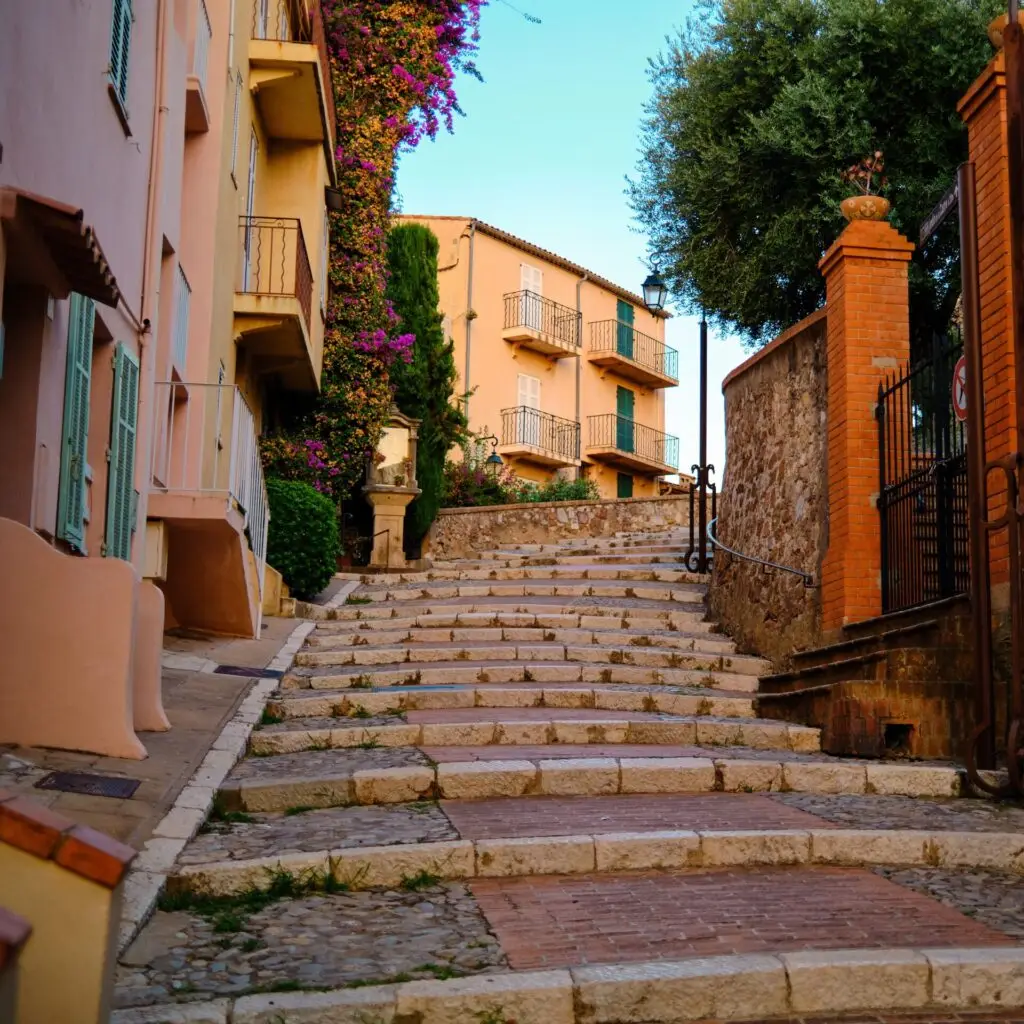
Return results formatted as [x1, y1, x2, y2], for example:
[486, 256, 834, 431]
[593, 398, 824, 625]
[631, 0, 1004, 351]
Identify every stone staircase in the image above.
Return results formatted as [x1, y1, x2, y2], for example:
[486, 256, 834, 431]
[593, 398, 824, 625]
[113, 529, 1024, 1024]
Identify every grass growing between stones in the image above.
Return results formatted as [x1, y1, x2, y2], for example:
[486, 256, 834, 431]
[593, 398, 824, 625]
[346, 595, 373, 605]
[399, 870, 443, 892]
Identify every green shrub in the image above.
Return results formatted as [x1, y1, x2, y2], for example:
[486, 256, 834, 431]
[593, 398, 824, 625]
[265, 478, 340, 600]
[514, 478, 600, 504]
[441, 461, 601, 509]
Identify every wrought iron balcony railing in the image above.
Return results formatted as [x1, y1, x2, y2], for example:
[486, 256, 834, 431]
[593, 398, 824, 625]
[237, 216, 313, 331]
[590, 320, 679, 381]
[501, 406, 580, 463]
[503, 290, 582, 348]
[588, 414, 679, 470]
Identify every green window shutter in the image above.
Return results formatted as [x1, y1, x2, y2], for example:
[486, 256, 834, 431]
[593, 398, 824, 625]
[109, 0, 133, 105]
[57, 293, 95, 552]
[616, 299, 635, 360]
[105, 342, 140, 561]
[616, 385, 635, 453]
[617, 472, 634, 499]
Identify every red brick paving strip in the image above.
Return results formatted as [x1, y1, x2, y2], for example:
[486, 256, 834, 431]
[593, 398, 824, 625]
[469, 867, 1015, 970]
[443, 793, 835, 839]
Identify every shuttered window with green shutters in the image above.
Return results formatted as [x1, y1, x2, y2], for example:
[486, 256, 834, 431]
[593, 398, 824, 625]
[105, 343, 140, 561]
[109, 0, 134, 107]
[616, 299, 635, 360]
[57, 293, 96, 553]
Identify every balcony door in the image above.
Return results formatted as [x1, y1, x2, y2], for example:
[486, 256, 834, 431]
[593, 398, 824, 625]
[242, 127, 258, 291]
[616, 299, 635, 360]
[255, 0, 270, 39]
[520, 264, 543, 331]
[616, 385, 635, 453]
[518, 373, 541, 446]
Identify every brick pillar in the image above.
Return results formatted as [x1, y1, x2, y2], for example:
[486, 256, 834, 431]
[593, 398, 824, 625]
[959, 51, 1017, 590]
[819, 220, 914, 635]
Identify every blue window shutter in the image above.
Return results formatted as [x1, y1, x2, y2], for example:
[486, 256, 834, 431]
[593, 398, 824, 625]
[57, 293, 95, 552]
[109, 0, 133, 105]
[105, 342, 140, 561]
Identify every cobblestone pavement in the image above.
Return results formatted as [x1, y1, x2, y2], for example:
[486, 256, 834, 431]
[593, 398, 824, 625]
[774, 794, 1024, 832]
[179, 804, 457, 865]
[875, 867, 1024, 942]
[115, 885, 505, 1008]
[469, 867, 1016, 970]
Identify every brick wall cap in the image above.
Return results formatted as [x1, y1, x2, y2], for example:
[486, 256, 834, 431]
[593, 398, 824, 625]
[437, 494, 691, 517]
[0, 792, 135, 889]
[819, 220, 915, 275]
[958, 51, 1005, 122]
[722, 307, 826, 393]
[0, 907, 32, 972]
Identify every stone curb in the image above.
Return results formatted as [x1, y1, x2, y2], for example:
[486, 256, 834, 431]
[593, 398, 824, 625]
[221, 755, 965, 812]
[267, 685, 758, 721]
[116, 620, 315, 955]
[348, 583, 706, 604]
[109, 946, 1024, 1023]
[248, 716, 819, 756]
[168, 827, 1024, 897]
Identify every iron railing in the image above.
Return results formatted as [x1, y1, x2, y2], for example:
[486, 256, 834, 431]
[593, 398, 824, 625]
[152, 382, 270, 609]
[503, 290, 581, 348]
[237, 216, 313, 331]
[587, 414, 679, 470]
[876, 332, 970, 614]
[500, 406, 580, 462]
[590, 320, 679, 380]
[192, 0, 212, 91]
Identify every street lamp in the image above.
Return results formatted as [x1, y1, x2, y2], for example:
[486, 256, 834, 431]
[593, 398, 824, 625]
[642, 271, 713, 574]
[480, 435, 503, 477]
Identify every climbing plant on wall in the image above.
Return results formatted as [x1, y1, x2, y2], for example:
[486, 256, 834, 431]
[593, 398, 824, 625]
[261, 0, 484, 498]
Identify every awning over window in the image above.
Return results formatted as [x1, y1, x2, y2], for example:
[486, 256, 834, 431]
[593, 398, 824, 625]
[0, 187, 120, 308]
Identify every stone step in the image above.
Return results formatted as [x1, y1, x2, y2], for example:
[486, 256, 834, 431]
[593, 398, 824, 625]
[294, 642, 768, 676]
[316, 605, 715, 631]
[284, 661, 760, 692]
[432, 551, 693, 568]
[306, 624, 736, 655]
[377, 564, 698, 582]
[219, 752, 965, 813]
[249, 712, 813, 756]
[266, 684, 759, 721]
[349, 581, 707, 604]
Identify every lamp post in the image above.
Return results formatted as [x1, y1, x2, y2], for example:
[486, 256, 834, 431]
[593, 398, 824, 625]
[642, 269, 713, 574]
[480, 435, 503, 477]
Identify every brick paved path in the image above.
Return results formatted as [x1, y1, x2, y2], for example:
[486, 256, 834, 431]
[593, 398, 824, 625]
[113, 529, 1024, 1022]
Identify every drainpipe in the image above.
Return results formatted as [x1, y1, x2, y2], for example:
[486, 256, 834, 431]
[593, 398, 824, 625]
[463, 220, 477, 423]
[575, 273, 588, 480]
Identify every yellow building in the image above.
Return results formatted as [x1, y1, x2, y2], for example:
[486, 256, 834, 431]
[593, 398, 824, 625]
[147, 0, 336, 636]
[398, 217, 679, 500]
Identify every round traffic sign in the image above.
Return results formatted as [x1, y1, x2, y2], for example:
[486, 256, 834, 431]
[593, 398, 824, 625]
[952, 355, 968, 422]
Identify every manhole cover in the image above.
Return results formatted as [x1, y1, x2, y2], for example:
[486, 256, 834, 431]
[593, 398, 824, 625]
[214, 665, 283, 678]
[35, 772, 140, 799]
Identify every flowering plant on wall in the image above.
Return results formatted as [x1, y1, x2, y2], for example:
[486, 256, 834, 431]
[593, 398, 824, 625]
[260, 0, 484, 498]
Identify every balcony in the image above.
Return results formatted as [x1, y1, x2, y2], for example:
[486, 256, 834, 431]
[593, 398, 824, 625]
[249, 0, 336, 147]
[233, 216, 318, 391]
[502, 291, 581, 359]
[586, 414, 679, 476]
[589, 320, 679, 388]
[185, 0, 212, 133]
[499, 406, 581, 467]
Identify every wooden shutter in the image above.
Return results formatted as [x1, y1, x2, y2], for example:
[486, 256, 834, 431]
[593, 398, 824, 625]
[616, 385, 635, 453]
[617, 472, 634, 499]
[616, 299, 635, 360]
[109, 0, 134, 105]
[105, 343, 140, 561]
[520, 265, 543, 330]
[231, 72, 243, 177]
[57, 293, 95, 552]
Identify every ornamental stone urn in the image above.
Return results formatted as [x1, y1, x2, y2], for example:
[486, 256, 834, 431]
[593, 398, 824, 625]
[840, 195, 891, 222]
[363, 407, 421, 570]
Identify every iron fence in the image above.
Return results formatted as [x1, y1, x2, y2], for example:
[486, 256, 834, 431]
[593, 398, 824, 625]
[237, 216, 313, 331]
[503, 290, 581, 347]
[500, 406, 580, 462]
[588, 414, 679, 470]
[590, 320, 679, 380]
[876, 332, 970, 613]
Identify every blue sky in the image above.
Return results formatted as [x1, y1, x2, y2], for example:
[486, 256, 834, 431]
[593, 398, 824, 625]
[394, 0, 750, 478]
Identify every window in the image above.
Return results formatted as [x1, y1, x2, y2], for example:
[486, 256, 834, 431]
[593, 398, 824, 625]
[616, 385, 635, 453]
[172, 264, 191, 372]
[616, 299, 635, 360]
[105, 343, 140, 560]
[108, 0, 134, 107]
[517, 373, 541, 446]
[57, 294, 96, 552]
[617, 473, 634, 499]
[230, 71, 243, 181]
[319, 211, 329, 315]
[520, 263, 543, 330]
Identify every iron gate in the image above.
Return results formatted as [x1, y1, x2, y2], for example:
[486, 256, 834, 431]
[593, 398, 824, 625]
[876, 332, 970, 613]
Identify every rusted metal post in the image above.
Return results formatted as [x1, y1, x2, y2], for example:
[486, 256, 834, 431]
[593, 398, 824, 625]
[697, 317, 709, 574]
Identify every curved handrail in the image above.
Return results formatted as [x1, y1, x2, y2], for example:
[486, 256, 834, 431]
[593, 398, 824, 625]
[707, 517, 817, 588]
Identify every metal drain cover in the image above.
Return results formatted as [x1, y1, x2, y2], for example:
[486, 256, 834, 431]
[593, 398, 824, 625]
[35, 771, 140, 799]
[214, 665, 283, 678]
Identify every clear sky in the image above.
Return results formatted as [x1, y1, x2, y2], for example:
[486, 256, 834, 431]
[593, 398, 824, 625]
[393, 0, 750, 479]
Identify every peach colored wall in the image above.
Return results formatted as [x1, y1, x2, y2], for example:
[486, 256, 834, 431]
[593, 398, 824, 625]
[403, 215, 671, 499]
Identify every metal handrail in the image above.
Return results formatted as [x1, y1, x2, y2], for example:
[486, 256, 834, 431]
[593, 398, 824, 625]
[707, 516, 817, 588]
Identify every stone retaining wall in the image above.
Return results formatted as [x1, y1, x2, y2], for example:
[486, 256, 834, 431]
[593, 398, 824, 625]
[428, 495, 693, 560]
[709, 310, 828, 667]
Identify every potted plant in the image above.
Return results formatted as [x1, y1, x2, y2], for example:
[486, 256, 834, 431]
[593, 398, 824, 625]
[840, 151, 890, 221]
